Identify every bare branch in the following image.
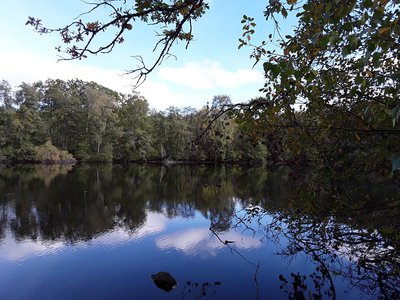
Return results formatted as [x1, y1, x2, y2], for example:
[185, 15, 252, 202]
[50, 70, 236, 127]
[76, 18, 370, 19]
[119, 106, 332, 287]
[26, 0, 209, 86]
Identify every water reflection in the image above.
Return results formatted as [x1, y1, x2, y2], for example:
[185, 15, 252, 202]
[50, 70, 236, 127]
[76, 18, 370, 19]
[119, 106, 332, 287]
[0, 232, 65, 261]
[0, 164, 398, 299]
[0, 211, 169, 262]
[156, 227, 262, 258]
[0, 165, 263, 244]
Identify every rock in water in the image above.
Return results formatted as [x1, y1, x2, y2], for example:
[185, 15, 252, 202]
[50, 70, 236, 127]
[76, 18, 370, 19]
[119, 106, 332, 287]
[151, 271, 177, 292]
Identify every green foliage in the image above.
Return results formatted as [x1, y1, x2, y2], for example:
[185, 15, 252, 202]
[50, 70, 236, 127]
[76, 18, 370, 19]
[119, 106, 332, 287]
[84, 83, 121, 160]
[115, 92, 153, 161]
[237, 0, 400, 170]
[0, 79, 269, 163]
[0, 79, 14, 109]
[41, 79, 85, 152]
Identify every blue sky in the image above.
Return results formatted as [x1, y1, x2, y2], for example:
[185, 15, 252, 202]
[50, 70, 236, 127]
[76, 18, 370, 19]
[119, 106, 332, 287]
[0, 1, 295, 110]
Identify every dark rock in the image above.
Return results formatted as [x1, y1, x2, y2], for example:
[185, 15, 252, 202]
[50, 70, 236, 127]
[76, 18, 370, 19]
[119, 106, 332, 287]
[151, 271, 177, 292]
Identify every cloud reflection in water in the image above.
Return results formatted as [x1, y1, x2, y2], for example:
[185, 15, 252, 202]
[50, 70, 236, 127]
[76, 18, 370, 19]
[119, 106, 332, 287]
[156, 228, 262, 258]
[0, 212, 169, 262]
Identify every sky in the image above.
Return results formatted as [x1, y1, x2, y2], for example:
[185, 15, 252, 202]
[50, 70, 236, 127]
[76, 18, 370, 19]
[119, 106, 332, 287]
[0, 1, 295, 110]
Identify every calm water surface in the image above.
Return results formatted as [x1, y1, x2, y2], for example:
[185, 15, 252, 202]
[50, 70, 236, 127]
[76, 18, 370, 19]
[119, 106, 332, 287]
[0, 164, 398, 299]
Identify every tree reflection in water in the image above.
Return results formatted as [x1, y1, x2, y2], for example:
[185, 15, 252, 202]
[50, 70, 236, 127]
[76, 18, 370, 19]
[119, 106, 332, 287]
[0, 164, 398, 299]
[210, 165, 400, 299]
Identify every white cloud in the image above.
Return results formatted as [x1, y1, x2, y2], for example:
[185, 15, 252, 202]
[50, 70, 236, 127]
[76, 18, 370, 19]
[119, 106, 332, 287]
[158, 60, 263, 89]
[0, 51, 190, 109]
[137, 80, 188, 110]
[0, 52, 263, 110]
[0, 51, 133, 93]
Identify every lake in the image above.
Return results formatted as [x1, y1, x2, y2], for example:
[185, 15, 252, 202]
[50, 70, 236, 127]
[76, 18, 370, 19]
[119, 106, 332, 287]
[0, 164, 399, 299]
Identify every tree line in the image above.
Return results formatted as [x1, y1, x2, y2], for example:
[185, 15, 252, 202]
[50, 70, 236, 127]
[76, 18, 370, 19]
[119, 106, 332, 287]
[1, 75, 399, 170]
[0, 78, 268, 163]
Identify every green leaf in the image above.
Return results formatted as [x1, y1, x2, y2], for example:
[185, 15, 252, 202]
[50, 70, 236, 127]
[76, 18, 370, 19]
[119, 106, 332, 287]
[329, 33, 339, 45]
[348, 35, 359, 47]
[355, 76, 363, 84]
[264, 62, 281, 78]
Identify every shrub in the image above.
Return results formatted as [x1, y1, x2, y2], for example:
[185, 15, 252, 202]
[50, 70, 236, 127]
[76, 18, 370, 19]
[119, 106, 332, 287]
[35, 141, 76, 163]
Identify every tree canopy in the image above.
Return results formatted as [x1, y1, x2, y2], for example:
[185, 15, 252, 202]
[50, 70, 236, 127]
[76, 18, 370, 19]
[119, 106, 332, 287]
[0, 78, 268, 162]
[240, 0, 400, 171]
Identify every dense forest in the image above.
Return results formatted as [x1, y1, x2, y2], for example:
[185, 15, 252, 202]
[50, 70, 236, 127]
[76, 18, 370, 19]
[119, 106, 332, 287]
[0, 78, 268, 163]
